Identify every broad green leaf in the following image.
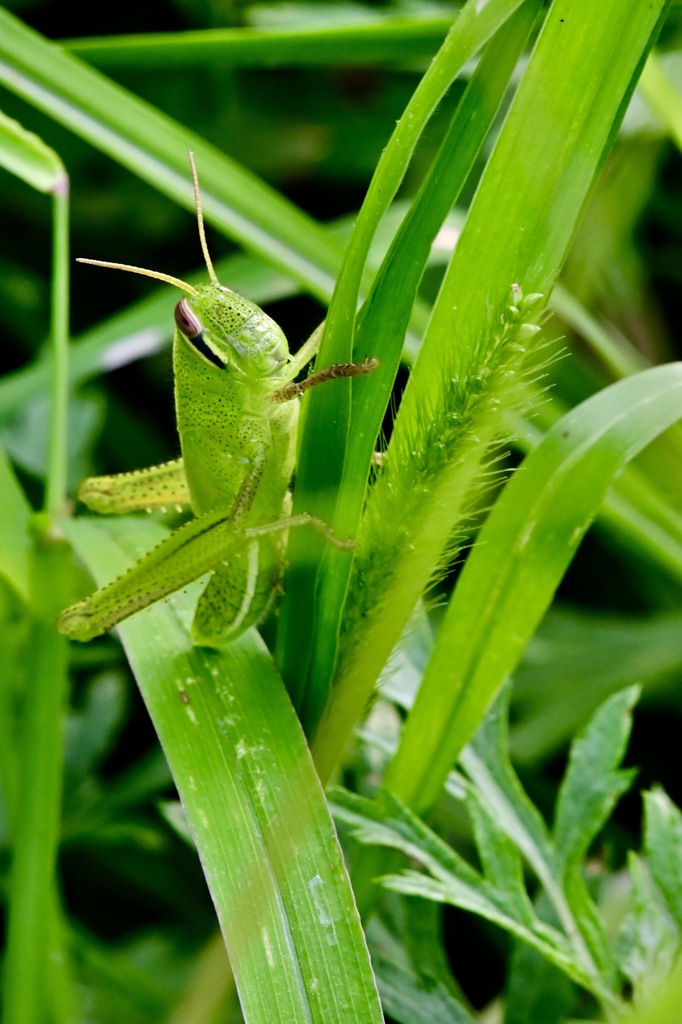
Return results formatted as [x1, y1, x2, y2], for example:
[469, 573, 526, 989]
[552, 687, 639, 880]
[504, 939, 577, 1024]
[61, 516, 383, 1024]
[643, 787, 682, 933]
[510, 607, 682, 764]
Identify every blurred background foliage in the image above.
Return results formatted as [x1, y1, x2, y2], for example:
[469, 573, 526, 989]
[1, 0, 682, 1020]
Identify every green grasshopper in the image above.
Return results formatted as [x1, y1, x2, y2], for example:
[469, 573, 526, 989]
[58, 154, 377, 646]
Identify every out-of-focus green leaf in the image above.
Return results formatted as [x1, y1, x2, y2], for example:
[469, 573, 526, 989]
[0, 444, 32, 602]
[618, 957, 682, 1024]
[643, 787, 682, 933]
[504, 938, 577, 1024]
[510, 606, 682, 764]
[0, 6, 345, 302]
[65, 18, 453, 70]
[367, 917, 475, 1024]
[617, 852, 678, 1004]
[0, 107, 65, 192]
[62, 672, 127, 790]
[552, 687, 639, 880]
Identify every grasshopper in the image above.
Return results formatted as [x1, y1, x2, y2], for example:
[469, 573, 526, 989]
[58, 154, 377, 646]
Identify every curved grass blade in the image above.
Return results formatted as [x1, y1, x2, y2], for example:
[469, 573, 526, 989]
[388, 362, 682, 814]
[0, 7, 342, 302]
[0, 107, 64, 192]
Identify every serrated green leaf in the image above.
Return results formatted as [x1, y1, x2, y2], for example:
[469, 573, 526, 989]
[643, 787, 682, 933]
[617, 852, 678, 1004]
[333, 788, 485, 891]
[465, 789, 535, 927]
[382, 870, 600, 998]
[562, 868, 617, 987]
[462, 686, 556, 888]
[505, 937, 578, 1024]
[367, 916, 474, 1024]
[332, 788, 611, 1002]
[553, 687, 640, 880]
[461, 688, 615, 987]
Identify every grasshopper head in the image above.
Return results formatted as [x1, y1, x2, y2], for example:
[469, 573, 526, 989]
[174, 284, 289, 381]
[172, 152, 289, 381]
[78, 154, 290, 382]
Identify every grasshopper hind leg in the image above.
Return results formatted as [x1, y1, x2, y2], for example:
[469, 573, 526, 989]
[191, 537, 281, 646]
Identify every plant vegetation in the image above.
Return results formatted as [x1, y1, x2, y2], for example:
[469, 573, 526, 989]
[0, 1, 681, 1022]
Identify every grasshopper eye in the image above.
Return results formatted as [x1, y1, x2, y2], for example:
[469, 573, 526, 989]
[175, 298, 202, 338]
[175, 299, 225, 370]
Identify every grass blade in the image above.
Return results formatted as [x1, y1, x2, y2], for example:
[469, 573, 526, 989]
[62, 515, 383, 1024]
[0, 7, 343, 301]
[65, 19, 452, 70]
[313, 0, 670, 784]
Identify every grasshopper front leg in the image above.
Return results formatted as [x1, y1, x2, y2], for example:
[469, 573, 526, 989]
[269, 356, 379, 404]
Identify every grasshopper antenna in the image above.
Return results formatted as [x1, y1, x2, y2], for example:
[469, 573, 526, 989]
[75, 259, 197, 296]
[189, 151, 218, 285]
